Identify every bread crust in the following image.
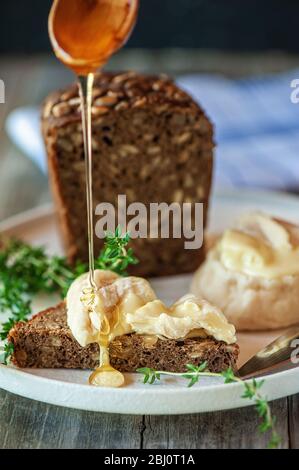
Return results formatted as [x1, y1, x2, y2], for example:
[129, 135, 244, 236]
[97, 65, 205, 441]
[8, 302, 239, 373]
[41, 71, 214, 276]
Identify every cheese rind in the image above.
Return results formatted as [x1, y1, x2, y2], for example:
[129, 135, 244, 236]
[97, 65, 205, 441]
[127, 295, 236, 344]
[218, 213, 299, 278]
[66, 270, 156, 347]
[67, 270, 236, 346]
[192, 213, 299, 330]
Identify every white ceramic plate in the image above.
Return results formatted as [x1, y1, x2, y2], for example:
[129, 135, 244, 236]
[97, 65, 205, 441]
[0, 189, 299, 414]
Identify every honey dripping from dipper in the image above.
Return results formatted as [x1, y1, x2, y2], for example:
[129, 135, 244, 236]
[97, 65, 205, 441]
[48, 0, 139, 387]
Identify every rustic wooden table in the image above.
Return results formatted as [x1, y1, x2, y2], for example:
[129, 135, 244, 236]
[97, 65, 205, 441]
[0, 51, 298, 449]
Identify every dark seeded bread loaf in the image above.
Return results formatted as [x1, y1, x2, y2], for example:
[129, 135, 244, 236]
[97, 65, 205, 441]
[8, 302, 239, 373]
[42, 71, 214, 277]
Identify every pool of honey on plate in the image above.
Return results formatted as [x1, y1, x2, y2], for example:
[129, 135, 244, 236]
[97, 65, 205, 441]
[48, 0, 139, 387]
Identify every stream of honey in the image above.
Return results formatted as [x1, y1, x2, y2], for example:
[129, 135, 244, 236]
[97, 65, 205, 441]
[48, 0, 139, 386]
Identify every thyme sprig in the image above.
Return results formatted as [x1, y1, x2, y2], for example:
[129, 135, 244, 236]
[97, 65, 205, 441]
[137, 364, 281, 449]
[0, 229, 138, 364]
[95, 226, 138, 275]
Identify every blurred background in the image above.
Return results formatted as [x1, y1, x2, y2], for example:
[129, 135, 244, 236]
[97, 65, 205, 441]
[0, 0, 299, 221]
[1, 0, 299, 53]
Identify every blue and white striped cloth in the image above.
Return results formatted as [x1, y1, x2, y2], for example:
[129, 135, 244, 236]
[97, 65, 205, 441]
[6, 68, 299, 191]
[177, 69, 299, 191]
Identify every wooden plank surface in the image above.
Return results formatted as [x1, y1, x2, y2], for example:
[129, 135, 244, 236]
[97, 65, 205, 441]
[0, 389, 142, 449]
[0, 388, 291, 449]
[288, 395, 299, 449]
[0, 52, 298, 449]
[142, 400, 289, 449]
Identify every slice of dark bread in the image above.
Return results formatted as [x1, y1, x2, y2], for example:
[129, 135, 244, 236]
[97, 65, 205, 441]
[8, 302, 239, 373]
[42, 71, 214, 277]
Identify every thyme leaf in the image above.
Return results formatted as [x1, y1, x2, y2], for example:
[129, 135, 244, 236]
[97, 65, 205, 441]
[137, 364, 280, 448]
[0, 229, 137, 362]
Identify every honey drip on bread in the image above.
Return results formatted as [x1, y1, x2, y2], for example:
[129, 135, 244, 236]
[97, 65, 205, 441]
[48, 0, 138, 387]
[67, 273, 157, 387]
[80, 289, 124, 387]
